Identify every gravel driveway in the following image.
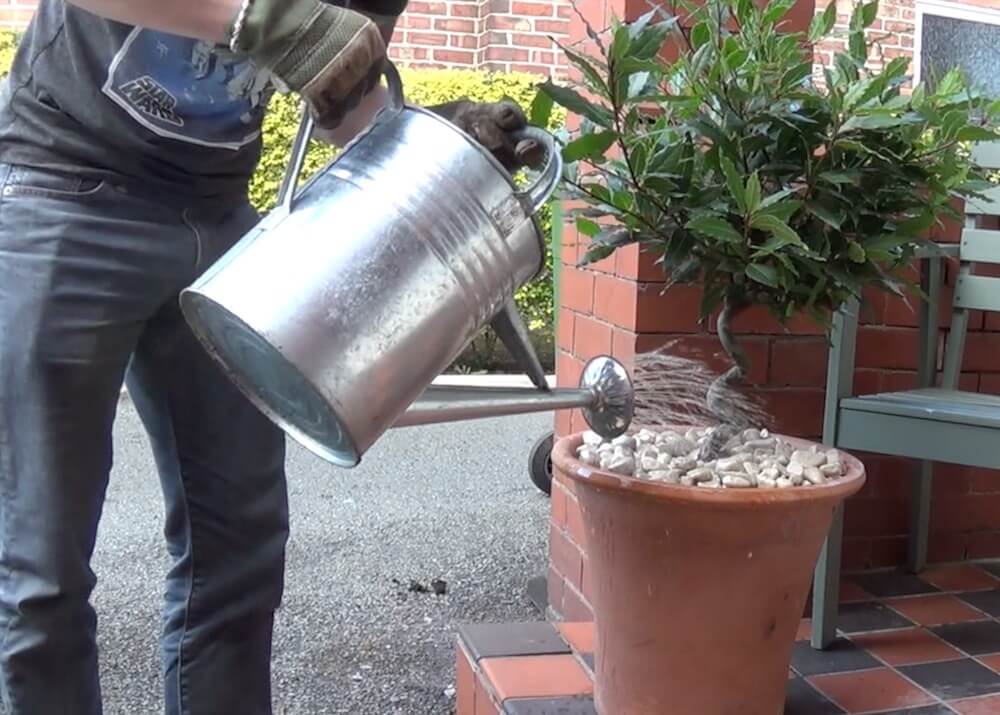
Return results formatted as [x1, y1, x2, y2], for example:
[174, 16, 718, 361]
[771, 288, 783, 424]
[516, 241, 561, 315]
[86, 397, 553, 714]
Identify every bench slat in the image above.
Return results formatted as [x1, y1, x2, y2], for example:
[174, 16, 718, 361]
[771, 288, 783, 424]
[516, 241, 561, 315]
[961, 229, 1000, 264]
[954, 274, 1000, 312]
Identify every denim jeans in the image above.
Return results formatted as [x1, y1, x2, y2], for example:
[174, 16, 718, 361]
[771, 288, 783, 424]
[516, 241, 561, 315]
[0, 162, 289, 715]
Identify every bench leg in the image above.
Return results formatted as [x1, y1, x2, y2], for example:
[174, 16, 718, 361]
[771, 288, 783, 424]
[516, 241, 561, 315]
[908, 460, 933, 574]
[811, 503, 845, 650]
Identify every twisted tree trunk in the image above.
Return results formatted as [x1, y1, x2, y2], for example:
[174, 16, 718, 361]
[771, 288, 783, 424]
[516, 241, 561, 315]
[698, 293, 752, 462]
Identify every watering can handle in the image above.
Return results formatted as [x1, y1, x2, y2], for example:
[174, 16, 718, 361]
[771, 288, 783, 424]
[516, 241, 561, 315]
[277, 60, 407, 213]
[512, 126, 563, 215]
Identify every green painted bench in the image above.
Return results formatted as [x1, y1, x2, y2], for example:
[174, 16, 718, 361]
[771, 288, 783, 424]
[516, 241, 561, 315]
[810, 141, 1000, 649]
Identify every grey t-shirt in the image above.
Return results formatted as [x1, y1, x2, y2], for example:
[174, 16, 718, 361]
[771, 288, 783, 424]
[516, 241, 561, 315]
[0, 2, 276, 201]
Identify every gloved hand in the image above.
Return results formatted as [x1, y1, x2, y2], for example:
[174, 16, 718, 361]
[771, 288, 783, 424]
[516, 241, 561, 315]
[429, 99, 546, 172]
[229, 0, 386, 130]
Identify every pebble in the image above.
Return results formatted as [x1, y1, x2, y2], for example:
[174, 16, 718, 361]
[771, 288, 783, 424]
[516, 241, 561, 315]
[578, 447, 599, 466]
[649, 469, 682, 483]
[658, 434, 696, 457]
[583, 431, 603, 446]
[671, 456, 697, 472]
[687, 467, 715, 483]
[792, 449, 826, 468]
[613, 434, 637, 450]
[582, 429, 847, 490]
[804, 466, 826, 485]
[606, 455, 635, 475]
[821, 463, 842, 477]
[761, 466, 780, 481]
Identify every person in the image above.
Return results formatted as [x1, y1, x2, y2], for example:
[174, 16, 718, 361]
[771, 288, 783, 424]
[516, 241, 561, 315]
[0, 0, 540, 712]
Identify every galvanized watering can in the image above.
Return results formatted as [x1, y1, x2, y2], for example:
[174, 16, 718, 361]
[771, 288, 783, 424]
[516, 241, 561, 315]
[180, 61, 634, 467]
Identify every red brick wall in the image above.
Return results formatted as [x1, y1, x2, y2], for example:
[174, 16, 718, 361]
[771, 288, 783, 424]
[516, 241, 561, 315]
[549, 0, 1000, 623]
[389, 0, 570, 75]
[0, 0, 569, 76]
[0, 1, 32, 27]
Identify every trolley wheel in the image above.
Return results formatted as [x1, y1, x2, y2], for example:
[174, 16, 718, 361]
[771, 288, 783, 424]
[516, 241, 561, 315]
[529, 431, 554, 496]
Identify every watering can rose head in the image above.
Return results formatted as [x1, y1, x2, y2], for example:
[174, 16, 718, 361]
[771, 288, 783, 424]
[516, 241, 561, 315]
[534, 0, 1000, 458]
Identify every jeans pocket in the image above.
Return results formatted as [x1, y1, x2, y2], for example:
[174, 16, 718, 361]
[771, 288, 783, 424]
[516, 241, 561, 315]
[0, 164, 107, 200]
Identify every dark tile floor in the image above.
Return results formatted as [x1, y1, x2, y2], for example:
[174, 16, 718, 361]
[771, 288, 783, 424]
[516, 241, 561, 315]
[457, 563, 1000, 714]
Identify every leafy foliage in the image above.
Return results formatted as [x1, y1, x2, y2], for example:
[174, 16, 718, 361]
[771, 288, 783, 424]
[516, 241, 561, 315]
[0, 30, 20, 79]
[535, 0, 1000, 331]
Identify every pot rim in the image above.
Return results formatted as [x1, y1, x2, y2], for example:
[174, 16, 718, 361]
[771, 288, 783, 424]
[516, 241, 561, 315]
[552, 430, 866, 507]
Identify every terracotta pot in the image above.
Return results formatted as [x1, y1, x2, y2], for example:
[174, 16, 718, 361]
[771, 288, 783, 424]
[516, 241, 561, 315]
[552, 431, 866, 715]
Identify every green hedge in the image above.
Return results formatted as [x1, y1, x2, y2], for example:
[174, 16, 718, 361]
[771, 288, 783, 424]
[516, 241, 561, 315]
[0, 30, 560, 369]
[0, 31, 18, 77]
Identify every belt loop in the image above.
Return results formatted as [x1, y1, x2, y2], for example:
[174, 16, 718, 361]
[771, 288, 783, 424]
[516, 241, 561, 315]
[0, 164, 13, 193]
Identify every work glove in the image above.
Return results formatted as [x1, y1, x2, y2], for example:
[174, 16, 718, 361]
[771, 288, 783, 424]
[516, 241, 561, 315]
[428, 99, 547, 172]
[229, 0, 386, 130]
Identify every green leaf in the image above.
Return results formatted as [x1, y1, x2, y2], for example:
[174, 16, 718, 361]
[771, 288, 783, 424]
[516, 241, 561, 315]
[843, 77, 878, 110]
[780, 62, 814, 93]
[631, 18, 677, 59]
[863, 233, 921, 253]
[861, 0, 879, 27]
[957, 126, 1000, 143]
[539, 81, 613, 128]
[691, 21, 710, 49]
[847, 242, 866, 263]
[561, 131, 618, 162]
[849, 29, 866, 63]
[593, 226, 633, 248]
[819, 170, 861, 185]
[720, 155, 746, 213]
[751, 213, 804, 248]
[735, 0, 754, 23]
[895, 210, 937, 237]
[746, 263, 780, 288]
[610, 22, 631, 65]
[618, 58, 663, 74]
[628, 71, 652, 99]
[806, 201, 846, 230]
[759, 188, 796, 211]
[529, 90, 554, 128]
[690, 42, 715, 77]
[809, 1, 838, 42]
[558, 45, 609, 97]
[760, 199, 803, 223]
[581, 243, 616, 264]
[627, 7, 657, 39]
[686, 214, 744, 244]
[744, 171, 762, 213]
[841, 113, 907, 132]
[763, 0, 796, 26]
[883, 56, 911, 84]
[724, 47, 749, 71]
[575, 216, 601, 237]
[941, 109, 968, 141]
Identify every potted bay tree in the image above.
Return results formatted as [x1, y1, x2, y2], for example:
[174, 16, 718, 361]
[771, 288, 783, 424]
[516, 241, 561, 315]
[531, 0, 1000, 712]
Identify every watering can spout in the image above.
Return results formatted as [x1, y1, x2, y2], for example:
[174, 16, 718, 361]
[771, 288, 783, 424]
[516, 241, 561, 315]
[395, 356, 634, 439]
